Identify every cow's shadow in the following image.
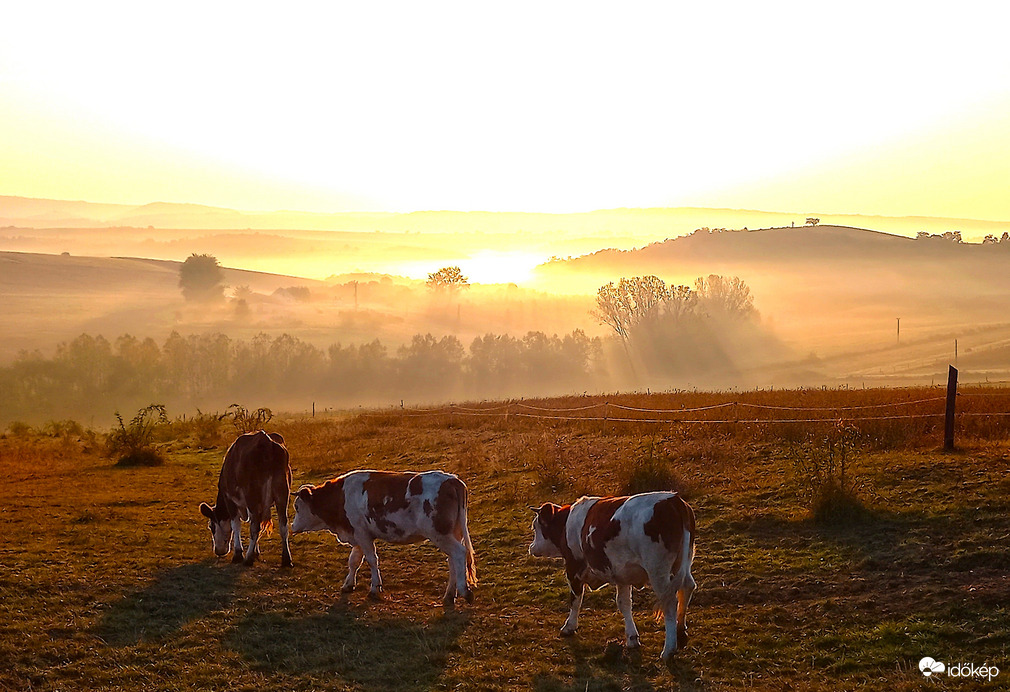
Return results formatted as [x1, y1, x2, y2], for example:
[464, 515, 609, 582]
[533, 635, 704, 691]
[95, 560, 240, 646]
[228, 604, 468, 689]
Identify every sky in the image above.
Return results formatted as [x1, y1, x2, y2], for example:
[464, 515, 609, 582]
[3, 1, 1010, 217]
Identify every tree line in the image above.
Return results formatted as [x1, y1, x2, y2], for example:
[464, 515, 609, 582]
[1, 329, 603, 424]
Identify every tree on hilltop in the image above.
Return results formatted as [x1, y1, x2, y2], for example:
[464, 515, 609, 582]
[179, 254, 225, 302]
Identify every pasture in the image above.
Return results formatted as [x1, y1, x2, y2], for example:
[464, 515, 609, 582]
[2, 387, 1010, 690]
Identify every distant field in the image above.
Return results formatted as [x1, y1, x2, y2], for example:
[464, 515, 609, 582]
[2, 388, 1009, 690]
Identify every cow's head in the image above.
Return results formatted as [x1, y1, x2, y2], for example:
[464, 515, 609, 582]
[291, 485, 326, 534]
[199, 502, 232, 557]
[529, 502, 567, 558]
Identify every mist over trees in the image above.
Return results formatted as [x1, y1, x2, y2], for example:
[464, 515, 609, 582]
[0, 329, 603, 425]
[592, 274, 779, 383]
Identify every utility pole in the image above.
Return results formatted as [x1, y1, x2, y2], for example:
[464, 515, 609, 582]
[896, 317, 900, 345]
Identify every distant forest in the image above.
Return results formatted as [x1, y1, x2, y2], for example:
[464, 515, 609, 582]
[0, 330, 605, 425]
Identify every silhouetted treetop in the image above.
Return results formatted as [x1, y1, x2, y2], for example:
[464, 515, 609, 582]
[179, 254, 225, 302]
[426, 266, 470, 292]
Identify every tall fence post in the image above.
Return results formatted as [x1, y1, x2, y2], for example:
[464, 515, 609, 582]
[944, 365, 958, 451]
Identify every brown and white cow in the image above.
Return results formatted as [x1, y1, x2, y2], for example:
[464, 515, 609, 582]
[529, 492, 696, 660]
[291, 470, 476, 606]
[199, 430, 293, 567]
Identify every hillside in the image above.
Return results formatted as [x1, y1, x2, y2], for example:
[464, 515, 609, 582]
[535, 225, 1010, 383]
[0, 252, 325, 359]
[5, 195, 1010, 242]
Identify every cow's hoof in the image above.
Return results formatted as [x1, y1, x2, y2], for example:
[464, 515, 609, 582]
[626, 635, 641, 649]
[367, 589, 384, 601]
[661, 648, 676, 662]
[442, 597, 456, 610]
[231, 552, 244, 564]
[280, 557, 293, 569]
[340, 583, 355, 594]
[677, 627, 689, 648]
[464, 589, 475, 605]
[560, 626, 577, 637]
[243, 555, 257, 567]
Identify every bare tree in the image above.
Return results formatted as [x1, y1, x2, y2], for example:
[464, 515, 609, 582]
[694, 274, 756, 319]
[592, 276, 698, 339]
[805, 217, 820, 226]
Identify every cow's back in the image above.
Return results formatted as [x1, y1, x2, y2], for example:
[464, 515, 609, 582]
[568, 492, 691, 586]
[220, 431, 290, 506]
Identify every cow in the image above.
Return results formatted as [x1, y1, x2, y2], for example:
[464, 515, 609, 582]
[529, 492, 696, 660]
[198, 430, 293, 568]
[291, 470, 476, 607]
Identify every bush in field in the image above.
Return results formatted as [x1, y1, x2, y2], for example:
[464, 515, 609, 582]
[170, 409, 227, 448]
[6, 421, 34, 436]
[225, 404, 273, 434]
[106, 404, 169, 466]
[622, 439, 693, 497]
[41, 419, 86, 438]
[791, 421, 867, 523]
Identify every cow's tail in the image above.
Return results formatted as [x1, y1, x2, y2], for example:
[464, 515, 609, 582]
[655, 500, 695, 619]
[458, 480, 477, 589]
[259, 518, 275, 537]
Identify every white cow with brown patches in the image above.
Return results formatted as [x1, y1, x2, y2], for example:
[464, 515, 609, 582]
[291, 470, 477, 607]
[530, 492, 696, 660]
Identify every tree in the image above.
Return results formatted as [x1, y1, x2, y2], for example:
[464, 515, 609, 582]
[179, 254, 225, 302]
[592, 276, 697, 340]
[694, 275, 756, 319]
[426, 266, 470, 293]
[805, 217, 820, 226]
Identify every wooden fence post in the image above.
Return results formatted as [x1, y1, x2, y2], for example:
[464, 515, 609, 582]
[944, 365, 958, 451]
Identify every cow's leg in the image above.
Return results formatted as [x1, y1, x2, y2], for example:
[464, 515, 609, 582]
[244, 514, 261, 566]
[561, 580, 585, 636]
[276, 501, 293, 568]
[616, 584, 640, 649]
[648, 569, 679, 660]
[230, 518, 244, 563]
[361, 541, 383, 599]
[341, 546, 364, 593]
[432, 536, 469, 607]
[677, 571, 696, 648]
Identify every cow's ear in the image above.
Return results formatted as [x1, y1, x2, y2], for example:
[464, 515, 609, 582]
[293, 486, 313, 500]
[537, 503, 556, 519]
[199, 502, 215, 519]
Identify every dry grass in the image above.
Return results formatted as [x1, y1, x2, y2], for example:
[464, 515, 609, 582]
[2, 387, 1010, 690]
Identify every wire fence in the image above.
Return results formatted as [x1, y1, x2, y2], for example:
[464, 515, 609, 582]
[355, 388, 1010, 438]
[361, 394, 979, 425]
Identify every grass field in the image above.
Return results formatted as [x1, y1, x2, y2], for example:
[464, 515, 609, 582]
[2, 388, 1010, 690]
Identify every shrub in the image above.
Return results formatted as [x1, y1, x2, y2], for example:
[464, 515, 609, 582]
[41, 419, 86, 438]
[106, 404, 169, 467]
[170, 409, 227, 448]
[791, 421, 867, 523]
[622, 439, 692, 497]
[225, 404, 273, 434]
[6, 421, 33, 437]
[115, 448, 165, 467]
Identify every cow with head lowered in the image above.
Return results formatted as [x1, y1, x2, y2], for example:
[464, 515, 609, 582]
[199, 430, 293, 567]
[291, 470, 476, 607]
[530, 491, 696, 660]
